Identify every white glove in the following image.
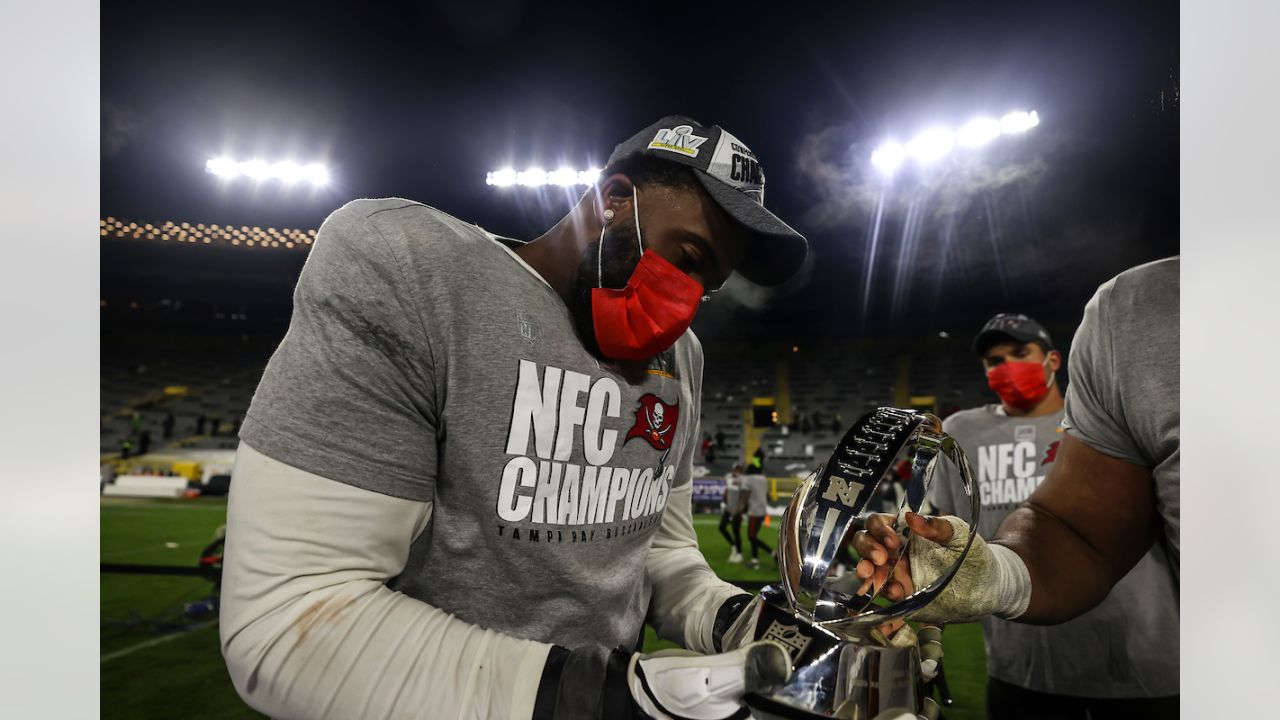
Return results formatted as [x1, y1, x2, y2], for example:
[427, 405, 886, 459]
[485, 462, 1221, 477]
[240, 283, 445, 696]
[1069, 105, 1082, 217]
[627, 640, 791, 720]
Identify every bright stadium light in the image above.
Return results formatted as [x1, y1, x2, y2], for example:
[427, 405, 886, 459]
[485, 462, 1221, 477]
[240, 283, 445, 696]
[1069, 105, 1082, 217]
[871, 141, 906, 175]
[241, 159, 271, 181]
[487, 168, 518, 186]
[206, 156, 331, 186]
[870, 108, 1040, 171]
[206, 156, 240, 178]
[548, 167, 579, 186]
[488, 166, 600, 188]
[1000, 110, 1040, 134]
[905, 128, 955, 164]
[955, 117, 1002, 148]
[271, 161, 304, 184]
[301, 163, 330, 186]
[517, 168, 548, 186]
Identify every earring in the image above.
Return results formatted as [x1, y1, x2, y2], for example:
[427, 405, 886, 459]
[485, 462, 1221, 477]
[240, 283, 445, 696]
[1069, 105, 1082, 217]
[603, 209, 615, 221]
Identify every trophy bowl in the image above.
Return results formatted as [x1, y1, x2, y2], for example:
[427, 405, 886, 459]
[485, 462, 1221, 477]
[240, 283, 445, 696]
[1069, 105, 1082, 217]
[721, 407, 980, 719]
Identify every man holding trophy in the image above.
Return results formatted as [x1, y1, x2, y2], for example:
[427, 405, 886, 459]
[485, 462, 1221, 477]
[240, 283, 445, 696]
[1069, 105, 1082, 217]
[927, 312, 1178, 717]
[853, 259, 1181, 717]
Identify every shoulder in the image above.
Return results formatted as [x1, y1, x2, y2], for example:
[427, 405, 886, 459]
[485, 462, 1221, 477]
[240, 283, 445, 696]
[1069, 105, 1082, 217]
[323, 197, 499, 262]
[941, 405, 1000, 434]
[670, 329, 705, 385]
[1111, 256, 1178, 294]
[1090, 256, 1178, 314]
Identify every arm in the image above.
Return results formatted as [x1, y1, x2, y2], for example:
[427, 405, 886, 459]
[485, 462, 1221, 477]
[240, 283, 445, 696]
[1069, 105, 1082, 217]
[646, 480, 750, 653]
[854, 277, 1164, 626]
[645, 343, 749, 653]
[989, 432, 1160, 623]
[220, 442, 551, 720]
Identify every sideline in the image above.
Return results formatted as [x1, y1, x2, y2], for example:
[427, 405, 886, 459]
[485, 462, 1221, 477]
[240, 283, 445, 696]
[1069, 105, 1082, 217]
[101, 621, 217, 664]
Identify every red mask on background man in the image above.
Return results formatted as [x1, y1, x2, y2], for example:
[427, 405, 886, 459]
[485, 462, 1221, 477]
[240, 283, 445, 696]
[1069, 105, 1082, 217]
[987, 355, 1055, 410]
[592, 188, 704, 361]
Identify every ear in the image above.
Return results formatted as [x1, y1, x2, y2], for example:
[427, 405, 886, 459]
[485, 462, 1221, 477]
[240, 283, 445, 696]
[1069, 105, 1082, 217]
[594, 173, 635, 222]
[1046, 349, 1063, 372]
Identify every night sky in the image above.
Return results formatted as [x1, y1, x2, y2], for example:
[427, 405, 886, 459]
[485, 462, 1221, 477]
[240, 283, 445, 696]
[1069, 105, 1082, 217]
[101, 0, 1178, 342]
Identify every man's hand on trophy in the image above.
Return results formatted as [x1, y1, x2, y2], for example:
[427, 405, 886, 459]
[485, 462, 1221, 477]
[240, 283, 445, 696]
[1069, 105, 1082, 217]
[853, 511, 1032, 624]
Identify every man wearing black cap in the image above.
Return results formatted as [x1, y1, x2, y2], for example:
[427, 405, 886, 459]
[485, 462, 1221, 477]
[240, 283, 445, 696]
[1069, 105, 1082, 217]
[219, 116, 803, 719]
[924, 312, 1179, 718]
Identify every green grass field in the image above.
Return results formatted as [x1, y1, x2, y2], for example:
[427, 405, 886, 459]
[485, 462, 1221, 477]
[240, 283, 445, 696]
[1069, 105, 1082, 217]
[101, 499, 988, 719]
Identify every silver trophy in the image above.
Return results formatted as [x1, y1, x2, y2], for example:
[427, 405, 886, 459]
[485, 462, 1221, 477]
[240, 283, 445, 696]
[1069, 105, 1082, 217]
[721, 407, 980, 719]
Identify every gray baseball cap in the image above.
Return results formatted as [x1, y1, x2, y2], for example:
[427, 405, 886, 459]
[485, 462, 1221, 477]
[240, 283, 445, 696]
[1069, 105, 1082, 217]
[972, 313, 1055, 356]
[606, 115, 808, 287]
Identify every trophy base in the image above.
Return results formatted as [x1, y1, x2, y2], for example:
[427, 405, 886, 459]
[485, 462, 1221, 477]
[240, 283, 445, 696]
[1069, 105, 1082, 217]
[724, 586, 923, 719]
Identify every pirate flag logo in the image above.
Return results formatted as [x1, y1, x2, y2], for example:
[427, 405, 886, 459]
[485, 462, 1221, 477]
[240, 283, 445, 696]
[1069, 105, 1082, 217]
[625, 394, 680, 451]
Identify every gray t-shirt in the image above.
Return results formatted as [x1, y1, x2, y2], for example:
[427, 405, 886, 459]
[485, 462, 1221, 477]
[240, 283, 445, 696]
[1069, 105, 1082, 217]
[931, 405, 1179, 697]
[241, 198, 703, 651]
[1062, 257, 1180, 573]
[722, 471, 743, 512]
[743, 473, 769, 517]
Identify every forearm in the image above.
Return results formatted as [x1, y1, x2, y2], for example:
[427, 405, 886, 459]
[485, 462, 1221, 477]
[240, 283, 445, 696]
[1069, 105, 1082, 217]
[220, 442, 551, 720]
[989, 502, 1131, 623]
[991, 440, 1159, 625]
[222, 578, 550, 719]
[646, 482, 748, 652]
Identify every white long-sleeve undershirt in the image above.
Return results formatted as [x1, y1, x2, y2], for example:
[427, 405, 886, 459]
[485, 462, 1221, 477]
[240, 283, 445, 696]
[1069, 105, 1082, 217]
[219, 441, 744, 719]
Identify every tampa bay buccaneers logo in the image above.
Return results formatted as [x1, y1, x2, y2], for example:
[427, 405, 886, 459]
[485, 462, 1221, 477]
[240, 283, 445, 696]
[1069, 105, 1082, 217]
[1042, 440, 1060, 465]
[625, 394, 680, 451]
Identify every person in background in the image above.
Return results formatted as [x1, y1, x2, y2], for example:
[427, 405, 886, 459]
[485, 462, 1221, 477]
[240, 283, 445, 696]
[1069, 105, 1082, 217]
[738, 462, 772, 570]
[718, 463, 745, 564]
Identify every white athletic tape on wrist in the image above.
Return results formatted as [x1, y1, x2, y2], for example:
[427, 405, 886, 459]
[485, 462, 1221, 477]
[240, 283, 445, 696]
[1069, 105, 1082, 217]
[906, 516, 1031, 624]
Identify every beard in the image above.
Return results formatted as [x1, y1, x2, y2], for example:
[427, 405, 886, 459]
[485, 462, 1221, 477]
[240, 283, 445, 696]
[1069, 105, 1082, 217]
[569, 222, 644, 361]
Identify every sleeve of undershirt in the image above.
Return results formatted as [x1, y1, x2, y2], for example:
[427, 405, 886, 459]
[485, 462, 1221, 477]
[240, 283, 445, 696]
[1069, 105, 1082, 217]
[1061, 280, 1148, 466]
[220, 442, 551, 720]
[644, 338, 747, 654]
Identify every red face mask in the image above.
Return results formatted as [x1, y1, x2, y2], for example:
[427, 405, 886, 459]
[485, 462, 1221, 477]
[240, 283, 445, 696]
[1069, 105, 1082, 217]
[591, 188, 704, 361]
[987, 357, 1053, 410]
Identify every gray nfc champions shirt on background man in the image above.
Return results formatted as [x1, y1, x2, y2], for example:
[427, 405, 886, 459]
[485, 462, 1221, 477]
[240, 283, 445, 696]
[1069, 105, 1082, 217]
[931, 405, 1179, 697]
[240, 198, 706, 650]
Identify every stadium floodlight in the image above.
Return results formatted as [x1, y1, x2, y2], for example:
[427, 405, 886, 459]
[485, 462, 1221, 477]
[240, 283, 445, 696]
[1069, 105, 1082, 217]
[871, 141, 906, 175]
[870, 108, 1040, 172]
[999, 110, 1040, 134]
[301, 163, 330, 186]
[517, 168, 548, 187]
[904, 128, 955, 164]
[548, 168, 579, 186]
[487, 166, 601, 188]
[271, 161, 304, 184]
[487, 168, 518, 187]
[207, 156, 331, 186]
[955, 117, 1002, 148]
[206, 156, 240, 178]
[241, 159, 271, 181]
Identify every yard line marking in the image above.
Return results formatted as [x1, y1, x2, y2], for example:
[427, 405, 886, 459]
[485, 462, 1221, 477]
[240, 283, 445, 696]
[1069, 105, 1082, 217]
[100, 621, 216, 664]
